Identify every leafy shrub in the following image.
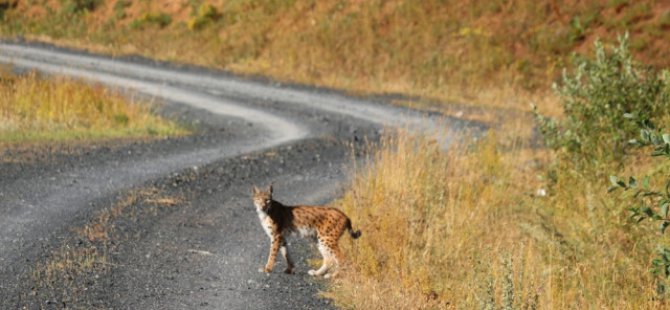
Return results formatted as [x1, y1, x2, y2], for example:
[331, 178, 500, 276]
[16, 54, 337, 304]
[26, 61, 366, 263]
[659, 11, 670, 28]
[0, 0, 17, 18]
[187, 4, 221, 31]
[112, 0, 131, 19]
[535, 34, 670, 167]
[130, 12, 172, 29]
[61, 0, 100, 14]
[610, 122, 670, 296]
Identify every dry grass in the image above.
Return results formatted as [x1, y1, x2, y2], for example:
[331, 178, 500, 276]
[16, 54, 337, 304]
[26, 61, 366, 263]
[396, 86, 562, 126]
[75, 187, 183, 242]
[328, 124, 669, 309]
[2, 1, 669, 114]
[0, 69, 187, 147]
[39, 187, 184, 273]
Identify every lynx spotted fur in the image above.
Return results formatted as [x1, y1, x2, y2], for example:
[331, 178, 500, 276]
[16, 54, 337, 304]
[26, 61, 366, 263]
[252, 185, 361, 278]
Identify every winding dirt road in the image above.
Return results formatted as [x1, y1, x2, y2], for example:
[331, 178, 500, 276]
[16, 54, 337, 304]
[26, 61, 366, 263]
[0, 42, 478, 309]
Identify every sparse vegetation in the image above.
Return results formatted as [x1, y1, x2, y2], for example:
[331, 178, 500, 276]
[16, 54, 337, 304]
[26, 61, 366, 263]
[0, 69, 188, 147]
[31, 187, 185, 306]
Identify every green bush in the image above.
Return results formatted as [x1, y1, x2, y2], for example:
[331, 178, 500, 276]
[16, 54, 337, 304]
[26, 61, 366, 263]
[113, 0, 131, 19]
[610, 122, 670, 297]
[535, 34, 670, 168]
[130, 12, 172, 29]
[187, 4, 221, 31]
[61, 0, 100, 14]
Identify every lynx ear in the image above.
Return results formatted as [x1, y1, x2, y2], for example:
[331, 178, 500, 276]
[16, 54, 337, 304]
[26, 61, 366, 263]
[268, 184, 273, 195]
[252, 185, 259, 194]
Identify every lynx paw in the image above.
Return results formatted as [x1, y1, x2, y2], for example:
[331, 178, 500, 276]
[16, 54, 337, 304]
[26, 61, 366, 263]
[284, 268, 294, 274]
[259, 266, 273, 273]
[308, 269, 318, 276]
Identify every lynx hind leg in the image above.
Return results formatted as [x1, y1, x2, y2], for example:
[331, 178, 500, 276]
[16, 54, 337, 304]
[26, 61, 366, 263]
[309, 238, 343, 278]
[308, 241, 333, 277]
[323, 244, 344, 279]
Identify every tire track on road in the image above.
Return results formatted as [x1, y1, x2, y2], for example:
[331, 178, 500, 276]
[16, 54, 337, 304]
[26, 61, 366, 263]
[0, 43, 432, 128]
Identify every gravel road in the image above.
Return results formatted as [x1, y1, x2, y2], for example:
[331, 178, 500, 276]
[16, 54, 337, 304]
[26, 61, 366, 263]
[0, 41, 480, 309]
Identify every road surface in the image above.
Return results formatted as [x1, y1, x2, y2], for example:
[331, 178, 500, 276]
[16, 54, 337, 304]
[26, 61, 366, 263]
[0, 42, 479, 309]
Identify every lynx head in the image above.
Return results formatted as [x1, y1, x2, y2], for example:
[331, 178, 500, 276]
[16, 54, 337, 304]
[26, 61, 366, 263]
[252, 184, 273, 212]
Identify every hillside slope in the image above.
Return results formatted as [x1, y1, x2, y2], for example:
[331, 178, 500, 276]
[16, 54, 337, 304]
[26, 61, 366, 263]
[1, 0, 668, 108]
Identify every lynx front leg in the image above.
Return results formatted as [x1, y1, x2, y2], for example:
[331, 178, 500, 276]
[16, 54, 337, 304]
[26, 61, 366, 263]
[280, 241, 294, 274]
[260, 235, 282, 273]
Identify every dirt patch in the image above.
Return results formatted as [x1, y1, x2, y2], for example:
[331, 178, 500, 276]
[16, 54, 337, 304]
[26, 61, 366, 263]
[26, 184, 190, 308]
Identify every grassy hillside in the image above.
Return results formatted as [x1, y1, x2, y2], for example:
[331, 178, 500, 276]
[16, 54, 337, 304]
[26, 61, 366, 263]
[1, 0, 668, 109]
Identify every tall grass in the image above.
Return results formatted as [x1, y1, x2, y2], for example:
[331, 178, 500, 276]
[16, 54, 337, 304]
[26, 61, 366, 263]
[0, 70, 187, 146]
[329, 128, 667, 309]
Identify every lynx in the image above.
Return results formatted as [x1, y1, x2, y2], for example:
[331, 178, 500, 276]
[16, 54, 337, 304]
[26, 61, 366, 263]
[252, 185, 361, 278]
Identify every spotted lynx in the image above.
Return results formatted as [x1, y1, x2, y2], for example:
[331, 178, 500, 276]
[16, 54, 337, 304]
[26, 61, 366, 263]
[252, 185, 361, 278]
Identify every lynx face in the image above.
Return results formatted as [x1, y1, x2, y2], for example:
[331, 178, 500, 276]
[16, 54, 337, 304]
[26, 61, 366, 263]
[252, 186, 272, 212]
[252, 184, 361, 278]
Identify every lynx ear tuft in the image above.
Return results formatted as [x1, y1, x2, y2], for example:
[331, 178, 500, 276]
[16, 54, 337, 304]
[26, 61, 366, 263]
[268, 184, 273, 195]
